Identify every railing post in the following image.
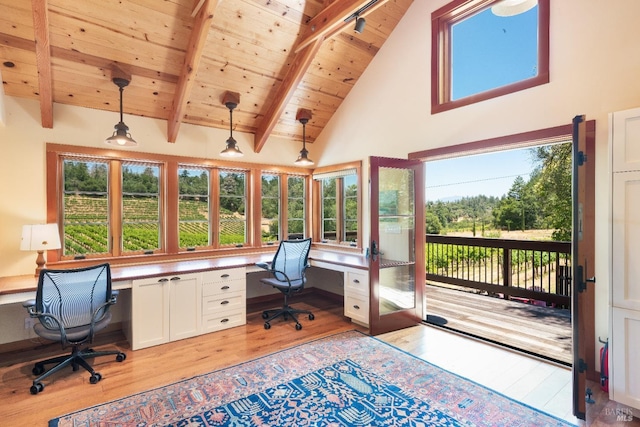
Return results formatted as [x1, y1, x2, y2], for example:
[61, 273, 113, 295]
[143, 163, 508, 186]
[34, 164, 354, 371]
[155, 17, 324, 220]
[503, 248, 511, 288]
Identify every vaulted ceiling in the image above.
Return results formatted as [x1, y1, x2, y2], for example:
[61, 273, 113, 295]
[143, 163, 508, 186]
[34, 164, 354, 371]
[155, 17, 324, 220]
[0, 0, 413, 151]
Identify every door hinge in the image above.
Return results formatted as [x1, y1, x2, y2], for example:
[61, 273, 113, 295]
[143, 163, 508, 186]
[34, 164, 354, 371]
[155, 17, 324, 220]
[578, 358, 588, 373]
[577, 151, 587, 166]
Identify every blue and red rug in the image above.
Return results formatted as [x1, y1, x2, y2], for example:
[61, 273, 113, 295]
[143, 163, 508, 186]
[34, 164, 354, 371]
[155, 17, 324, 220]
[50, 330, 575, 426]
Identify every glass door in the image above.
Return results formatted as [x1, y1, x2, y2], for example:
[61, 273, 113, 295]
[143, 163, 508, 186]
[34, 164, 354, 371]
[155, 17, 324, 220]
[369, 156, 425, 335]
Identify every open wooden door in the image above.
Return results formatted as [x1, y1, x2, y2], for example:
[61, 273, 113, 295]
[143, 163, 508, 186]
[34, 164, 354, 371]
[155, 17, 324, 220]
[572, 115, 596, 420]
[368, 156, 425, 335]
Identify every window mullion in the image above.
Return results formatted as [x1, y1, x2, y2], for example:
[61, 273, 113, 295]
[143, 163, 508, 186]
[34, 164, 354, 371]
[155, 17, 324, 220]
[110, 160, 123, 257]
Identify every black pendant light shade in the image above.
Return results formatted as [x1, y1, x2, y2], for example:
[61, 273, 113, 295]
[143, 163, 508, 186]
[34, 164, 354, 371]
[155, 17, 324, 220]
[105, 77, 137, 147]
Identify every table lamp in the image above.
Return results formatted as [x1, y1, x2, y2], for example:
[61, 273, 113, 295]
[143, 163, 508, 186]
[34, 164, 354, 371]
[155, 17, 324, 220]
[20, 224, 62, 276]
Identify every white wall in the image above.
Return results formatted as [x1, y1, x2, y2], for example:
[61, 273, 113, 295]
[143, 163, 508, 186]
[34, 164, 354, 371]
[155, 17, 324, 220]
[313, 0, 640, 366]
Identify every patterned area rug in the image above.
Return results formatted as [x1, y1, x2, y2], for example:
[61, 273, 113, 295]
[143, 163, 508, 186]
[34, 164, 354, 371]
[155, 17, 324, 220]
[50, 330, 575, 426]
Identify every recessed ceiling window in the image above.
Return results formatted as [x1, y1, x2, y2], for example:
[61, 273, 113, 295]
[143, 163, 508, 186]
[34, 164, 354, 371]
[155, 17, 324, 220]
[431, 0, 549, 113]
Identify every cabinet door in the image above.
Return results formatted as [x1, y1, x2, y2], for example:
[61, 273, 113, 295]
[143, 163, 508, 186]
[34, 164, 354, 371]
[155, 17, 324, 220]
[611, 307, 640, 410]
[612, 171, 640, 311]
[169, 274, 201, 341]
[612, 107, 640, 172]
[132, 277, 170, 350]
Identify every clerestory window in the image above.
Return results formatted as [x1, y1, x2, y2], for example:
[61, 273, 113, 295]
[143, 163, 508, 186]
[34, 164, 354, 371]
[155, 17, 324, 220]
[431, 0, 549, 113]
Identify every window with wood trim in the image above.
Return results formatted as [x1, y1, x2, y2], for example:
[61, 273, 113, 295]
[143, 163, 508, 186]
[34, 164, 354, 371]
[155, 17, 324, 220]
[431, 0, 549, 113]
[47, 144, 312, 263]
[313, 162, 362, 249]
[178, 166, 210, 249]
[261, 173, 280, 244]
[287, 175, 306, 240]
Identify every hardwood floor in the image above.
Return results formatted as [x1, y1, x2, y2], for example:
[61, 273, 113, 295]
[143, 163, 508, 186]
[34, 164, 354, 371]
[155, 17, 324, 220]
[425, 284, 572, 364]
[0, 293, 635, 426]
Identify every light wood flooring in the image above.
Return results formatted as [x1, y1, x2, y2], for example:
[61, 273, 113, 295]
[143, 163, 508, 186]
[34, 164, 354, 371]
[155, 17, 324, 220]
[0, 293, 635, 426]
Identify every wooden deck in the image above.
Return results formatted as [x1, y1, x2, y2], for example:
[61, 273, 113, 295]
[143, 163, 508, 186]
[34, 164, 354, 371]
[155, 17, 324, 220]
[425, 284, 572, 365]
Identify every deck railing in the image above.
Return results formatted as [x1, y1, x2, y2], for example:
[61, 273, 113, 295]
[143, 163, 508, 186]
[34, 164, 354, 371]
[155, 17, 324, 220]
[425, 234, 572, 308]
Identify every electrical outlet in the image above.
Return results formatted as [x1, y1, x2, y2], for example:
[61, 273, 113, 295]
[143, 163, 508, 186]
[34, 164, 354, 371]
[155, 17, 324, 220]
[24, 317, 35, 330]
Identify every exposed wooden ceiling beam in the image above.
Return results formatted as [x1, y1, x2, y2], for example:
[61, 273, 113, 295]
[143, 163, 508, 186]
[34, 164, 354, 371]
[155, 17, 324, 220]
[253, 39, 323, 153]
[167, 0, 218, 143]
[295, 0, 389, 54]
[31, 0, 53, 129]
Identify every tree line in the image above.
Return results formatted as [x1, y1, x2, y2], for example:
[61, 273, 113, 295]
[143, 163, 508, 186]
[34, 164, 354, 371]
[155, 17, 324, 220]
[426, 143, 572, 241]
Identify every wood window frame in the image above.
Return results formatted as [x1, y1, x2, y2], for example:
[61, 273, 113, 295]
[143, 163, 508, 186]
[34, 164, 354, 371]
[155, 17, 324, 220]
[312, 161, 363, 251]
[46, 143, 312, 267]
[431, 0, 550, 114]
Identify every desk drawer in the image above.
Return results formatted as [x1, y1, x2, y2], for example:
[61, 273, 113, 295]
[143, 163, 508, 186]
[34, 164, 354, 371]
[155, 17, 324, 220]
[345, 271, 368, 296]
[202, 310, 246, 333]
[345, 293, 369, 325]
[202, 267, 246, 284]
[202, 278, 245, 297]
[202, 292, 245, 316]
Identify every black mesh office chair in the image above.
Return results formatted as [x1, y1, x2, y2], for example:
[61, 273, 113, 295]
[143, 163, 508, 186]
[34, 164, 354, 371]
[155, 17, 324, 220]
[256, 238, 314, 330]
[22, 263, 126, 394]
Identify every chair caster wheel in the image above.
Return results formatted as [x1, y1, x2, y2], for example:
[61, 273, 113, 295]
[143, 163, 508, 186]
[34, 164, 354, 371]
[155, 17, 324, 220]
[264, 322, 271, 329]
[309, 313, 315, 320]
[262, 312, 269, 319]
[295, 323, 302, 331]
[32, 364, 45, 375]
[30, 382, 44, 394]
[90, 372, 102, 384]
[116, 352, 126, 362]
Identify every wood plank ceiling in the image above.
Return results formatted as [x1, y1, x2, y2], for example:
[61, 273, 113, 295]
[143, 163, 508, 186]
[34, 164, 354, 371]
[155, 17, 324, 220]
[0, 0, 413, 151]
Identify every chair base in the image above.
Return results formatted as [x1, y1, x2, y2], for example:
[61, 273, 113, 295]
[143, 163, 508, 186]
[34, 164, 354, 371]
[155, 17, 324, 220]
[29, 346, 126, 394]
[262, 304, 315, 330]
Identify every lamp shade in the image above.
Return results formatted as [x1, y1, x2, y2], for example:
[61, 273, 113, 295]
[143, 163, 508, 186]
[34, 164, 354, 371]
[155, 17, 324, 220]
[20, 224, 61, 251]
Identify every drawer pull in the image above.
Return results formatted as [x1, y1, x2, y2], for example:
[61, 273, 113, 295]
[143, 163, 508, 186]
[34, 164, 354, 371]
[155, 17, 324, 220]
[353, 279, 360, 284]
[170, 276, 181, 281]
[221, 273, 230, 278]
[221, 285, 230, 290]
[353, 305, 360, 310]
[221, 318, 229, 323]
[158, 278, 169, 282]
[221, 300, 230, 305]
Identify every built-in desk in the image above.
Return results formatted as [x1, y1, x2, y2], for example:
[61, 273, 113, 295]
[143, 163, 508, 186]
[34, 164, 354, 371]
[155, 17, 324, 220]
[0, 249, 369, 349]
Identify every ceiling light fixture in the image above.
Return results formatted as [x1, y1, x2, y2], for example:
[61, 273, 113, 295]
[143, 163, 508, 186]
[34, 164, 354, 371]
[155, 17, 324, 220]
[295, 109, 314, 166]
[105, 76, 137, 147]
[491, 0, 537, 17]
[354, 14, 366, 34]
[220, 91, 243, 157]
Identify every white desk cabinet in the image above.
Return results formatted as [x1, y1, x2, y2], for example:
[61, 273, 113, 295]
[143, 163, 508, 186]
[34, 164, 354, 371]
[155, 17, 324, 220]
[201, 267, 246, 333]
[343, 268, 369, 326]
[131, 273, 200, 350]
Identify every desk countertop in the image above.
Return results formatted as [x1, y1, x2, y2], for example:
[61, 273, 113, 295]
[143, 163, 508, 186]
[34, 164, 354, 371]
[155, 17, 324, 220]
[0, 250, 368, 297]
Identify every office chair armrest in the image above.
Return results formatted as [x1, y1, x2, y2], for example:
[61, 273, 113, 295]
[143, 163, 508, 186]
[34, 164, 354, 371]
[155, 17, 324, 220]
[22, 299, 37, 316]
[109, 289, 119, 304]
[255, 262, 271, 271]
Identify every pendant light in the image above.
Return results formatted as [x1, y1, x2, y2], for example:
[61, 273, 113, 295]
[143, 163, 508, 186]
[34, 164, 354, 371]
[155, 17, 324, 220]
[354, 13, 366, 34]
[295, 109, 313, 166]
[491, 0, 537, 17]
[220, 91, 243, 157]
[105, 76, 137, 147]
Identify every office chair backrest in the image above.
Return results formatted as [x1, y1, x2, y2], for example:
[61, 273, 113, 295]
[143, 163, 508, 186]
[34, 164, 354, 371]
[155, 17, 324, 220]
[36, 263, 112, 331]
[271, 238, 312, 283]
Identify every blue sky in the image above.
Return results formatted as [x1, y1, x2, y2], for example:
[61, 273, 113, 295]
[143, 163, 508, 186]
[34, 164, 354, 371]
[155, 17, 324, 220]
[425, 148, 536, 202]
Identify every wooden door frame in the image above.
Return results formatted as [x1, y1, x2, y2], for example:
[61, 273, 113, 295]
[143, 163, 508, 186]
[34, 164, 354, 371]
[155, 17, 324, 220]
[408, 121, 597, 382]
